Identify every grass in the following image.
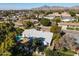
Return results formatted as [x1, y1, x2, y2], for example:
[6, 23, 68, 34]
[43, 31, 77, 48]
[60, 50, 76, 56]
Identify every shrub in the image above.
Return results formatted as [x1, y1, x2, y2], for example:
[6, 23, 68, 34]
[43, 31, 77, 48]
[40, 18, 51, 26]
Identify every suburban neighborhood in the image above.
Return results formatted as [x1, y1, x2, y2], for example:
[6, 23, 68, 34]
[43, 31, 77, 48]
[0, 3, 79, 56]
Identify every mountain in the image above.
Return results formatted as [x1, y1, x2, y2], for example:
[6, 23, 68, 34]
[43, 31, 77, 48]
[32, 5, 51, 10]
[70, 6, 79, 10]
[32, 5, 79, 11]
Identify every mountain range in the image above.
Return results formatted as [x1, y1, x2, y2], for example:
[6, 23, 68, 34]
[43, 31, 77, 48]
[32, 5, 79, 10]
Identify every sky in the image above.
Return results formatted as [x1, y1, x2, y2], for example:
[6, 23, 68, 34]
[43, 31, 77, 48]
[0, 3, 79, 10]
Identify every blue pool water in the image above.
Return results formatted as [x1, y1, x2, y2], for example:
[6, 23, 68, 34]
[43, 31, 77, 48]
[16, 35, 22, 41]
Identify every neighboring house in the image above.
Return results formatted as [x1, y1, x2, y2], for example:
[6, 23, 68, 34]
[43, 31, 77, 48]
[76, 14, 79, 17]
[44, 12, 75, 22]
[0, 16, 4, 20]
[30, 19, 38, 24]
[11, 16, 18, 21]
[44, 12, 61, 19]
[76, 14, 79, 21]
[61, 12, 75, 22]
[4, 16, 10, 21]
[14, 20, 23, 28]
[58, 22, 79, 30]
[21, 29, 53, 46]
[39, 14, 44, 18]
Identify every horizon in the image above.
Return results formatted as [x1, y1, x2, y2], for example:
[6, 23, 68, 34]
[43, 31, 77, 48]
[0, 3, 79, 10]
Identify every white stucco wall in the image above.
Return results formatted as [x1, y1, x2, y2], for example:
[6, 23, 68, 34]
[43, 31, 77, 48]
[44, 16, 54, 19]
[62, 18, 75, 22]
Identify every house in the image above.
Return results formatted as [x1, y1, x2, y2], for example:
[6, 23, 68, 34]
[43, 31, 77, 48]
[39, 14, 44, 18]
[61, 12, 75, 22]
[30, 19, 38, 24]
[44, 12, 75, 22]
[14, 20, 24, 28]
[76, 14, 79, 21]
[11, 16, 18, 21]
[58, 22, 79, 30]
[44, 12, 61, 19]
[21, 29, 53, 46]
[0, 16, 4, 20]
[76, 14, 79, 17]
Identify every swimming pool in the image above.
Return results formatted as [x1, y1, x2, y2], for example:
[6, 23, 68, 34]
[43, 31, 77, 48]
[16, 35, 23, 41]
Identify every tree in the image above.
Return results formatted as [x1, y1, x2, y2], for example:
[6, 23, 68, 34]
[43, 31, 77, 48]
[53, 17, 61, 24]
[76, 17, 79, 22]
[58, 10, 63, 14]
[50, 25, 61, 33]
[50, 24, 61, 51]
[23, 21, 34, 29]
[53, 33, 61, 41]
[32, 38, 43, 47]
[44, 48, 64, 56]
[10, 44, 32, 56]
[0, 23, 7, 43]
[40, 18, 51, 26]
[33, 10, 41, 19]
[69, 10, 76, 17]
[16, 28, 24, 35]
[33, 10, 46, 18]
[28, 14, 36, 19]
[45, 10, 53, 16]
[32, 38, 45, 52]
[0, 22, 23, 56]
[44, 48, 53, 56]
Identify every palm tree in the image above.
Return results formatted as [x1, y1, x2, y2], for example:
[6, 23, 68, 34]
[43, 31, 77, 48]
[51, 33, 61, 50]
[33, 10, 41, 19]
[53, 17, 61, 25]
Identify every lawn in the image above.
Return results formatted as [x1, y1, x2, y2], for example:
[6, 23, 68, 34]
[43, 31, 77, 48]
[60, 50, 76, 56]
